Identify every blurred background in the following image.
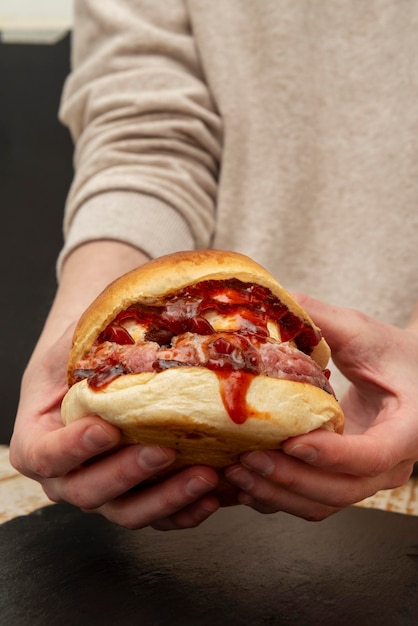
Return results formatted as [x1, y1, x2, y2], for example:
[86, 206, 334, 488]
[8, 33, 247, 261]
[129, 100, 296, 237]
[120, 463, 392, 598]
[0, 1, 73, 442]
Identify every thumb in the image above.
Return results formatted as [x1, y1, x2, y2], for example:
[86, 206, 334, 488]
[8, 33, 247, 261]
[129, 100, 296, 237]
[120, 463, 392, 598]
[292, 294, 384, 369]
[293, 294, 354, 348]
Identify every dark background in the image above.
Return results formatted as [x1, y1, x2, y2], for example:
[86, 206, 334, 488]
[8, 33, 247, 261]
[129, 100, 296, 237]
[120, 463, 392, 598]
[0, 34, 73, 443]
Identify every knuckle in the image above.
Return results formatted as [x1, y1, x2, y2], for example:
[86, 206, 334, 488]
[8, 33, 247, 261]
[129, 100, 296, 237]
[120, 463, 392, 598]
[276, 469, 299, 492]
[387, 461, 414, 489]
[330, 487, 358, 509]
[8, 443, 20, 472]
[112, 461, 140, 493]
[367, 449, 396, 478]
[9, 439, 52, 480]
[255, 496, 282, 515]
[108, 513, 139, 531]
[186, 517, 209, 530]
[303, 507, 337, 522]
[64, 483, 94, 510]
[120, 519, 143, 531]
[102, 503, 146, 530]
[164, 487, 187, 511]
[25, 448, 56, 480]
[59, 472, 107, 510]
[41, 483, 63, 504]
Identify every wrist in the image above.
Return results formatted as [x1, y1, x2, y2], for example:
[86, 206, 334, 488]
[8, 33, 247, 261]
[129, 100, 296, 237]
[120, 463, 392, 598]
[36, 241, 150, 352]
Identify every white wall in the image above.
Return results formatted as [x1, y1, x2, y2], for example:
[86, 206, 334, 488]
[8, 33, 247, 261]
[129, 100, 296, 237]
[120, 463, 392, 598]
[0, 0, 73, 42]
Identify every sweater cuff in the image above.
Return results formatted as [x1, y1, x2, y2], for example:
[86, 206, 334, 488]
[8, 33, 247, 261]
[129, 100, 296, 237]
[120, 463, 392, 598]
[57, 191, 195, 278]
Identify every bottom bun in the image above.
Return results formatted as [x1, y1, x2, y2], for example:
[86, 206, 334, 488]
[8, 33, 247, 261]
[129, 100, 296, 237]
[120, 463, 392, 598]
[62, 367, 344, 469]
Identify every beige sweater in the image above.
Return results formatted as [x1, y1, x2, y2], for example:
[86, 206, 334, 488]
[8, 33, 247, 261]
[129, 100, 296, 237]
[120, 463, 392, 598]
[60, 0, 418, 333]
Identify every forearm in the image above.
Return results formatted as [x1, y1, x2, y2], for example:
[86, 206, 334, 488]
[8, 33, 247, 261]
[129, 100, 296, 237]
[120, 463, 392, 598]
[33, 241, 149, 355]
[60, 1, 219, 260]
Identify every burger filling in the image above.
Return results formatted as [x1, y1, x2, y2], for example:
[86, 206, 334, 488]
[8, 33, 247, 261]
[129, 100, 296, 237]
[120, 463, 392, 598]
[73, 279, 334, 396]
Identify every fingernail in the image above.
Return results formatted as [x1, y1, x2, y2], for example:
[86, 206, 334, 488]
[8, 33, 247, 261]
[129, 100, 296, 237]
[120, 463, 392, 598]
[83, 424, 114, 449]
[137, 446, 172, 470]
[285, 444, 318, 463]
[186, 475, 216, 498]
[242, 451, 275, 476]
[225, 467, 254, 490]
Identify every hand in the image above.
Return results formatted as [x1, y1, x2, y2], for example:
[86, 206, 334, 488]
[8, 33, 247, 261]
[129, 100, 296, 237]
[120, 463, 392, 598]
[225, 296, 418, 520]
[10, 326, 220, 530]
[10, 242, 221, 531]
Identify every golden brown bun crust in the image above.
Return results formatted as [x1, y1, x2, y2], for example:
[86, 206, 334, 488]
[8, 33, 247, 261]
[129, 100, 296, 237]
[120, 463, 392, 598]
[62, 368, 344, 469]
[67, 249, 330, 384]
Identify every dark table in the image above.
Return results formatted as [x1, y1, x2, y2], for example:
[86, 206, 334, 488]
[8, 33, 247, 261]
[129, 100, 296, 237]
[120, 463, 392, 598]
[1, 502, 417, 625]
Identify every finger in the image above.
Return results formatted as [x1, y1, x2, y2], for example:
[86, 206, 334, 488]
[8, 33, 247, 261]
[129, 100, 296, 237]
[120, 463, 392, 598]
[226, 449, 408, 512]
[151, 494, 220, 531]
[97, 466, 219, 530]
[10, 416, 122, 480]
[225, 456, 346, 510]
[292, 294, 392, 367]
[292, 294, 364, 349]
[239, 491, 338, 521]
[43, 444, 176, 509]
[225, 463, 339, 521]
[282, 427, 415, 480]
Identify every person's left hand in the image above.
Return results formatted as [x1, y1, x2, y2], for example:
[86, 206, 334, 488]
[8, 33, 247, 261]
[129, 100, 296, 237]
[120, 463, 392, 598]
[225, 297, 418, 520]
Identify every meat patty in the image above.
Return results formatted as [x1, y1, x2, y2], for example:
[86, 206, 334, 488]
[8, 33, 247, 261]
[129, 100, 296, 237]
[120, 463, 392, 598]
[74, 331, 333, 394]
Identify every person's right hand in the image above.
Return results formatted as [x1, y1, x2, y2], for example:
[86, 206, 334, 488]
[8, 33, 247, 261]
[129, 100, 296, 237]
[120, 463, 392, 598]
[10, 242, 221, 531]
[10, 325, 220, 530]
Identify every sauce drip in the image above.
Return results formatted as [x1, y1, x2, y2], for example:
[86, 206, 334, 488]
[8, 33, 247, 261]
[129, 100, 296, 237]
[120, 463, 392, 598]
[216, 370, 255, 424]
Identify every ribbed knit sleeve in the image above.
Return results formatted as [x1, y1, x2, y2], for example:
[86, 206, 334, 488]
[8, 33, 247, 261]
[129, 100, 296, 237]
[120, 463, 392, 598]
[58, 0, 222, 271]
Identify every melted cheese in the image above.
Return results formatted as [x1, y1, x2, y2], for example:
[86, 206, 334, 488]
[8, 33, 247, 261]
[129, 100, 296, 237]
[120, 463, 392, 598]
[120, 311, 282, 342]
[120, 319, 147, 342]
[267, 321, 281, 341]
[203, 311, 281, 340]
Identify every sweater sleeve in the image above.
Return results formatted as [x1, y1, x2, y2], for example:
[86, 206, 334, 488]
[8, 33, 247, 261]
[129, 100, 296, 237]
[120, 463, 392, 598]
[58, 0, 222, 271]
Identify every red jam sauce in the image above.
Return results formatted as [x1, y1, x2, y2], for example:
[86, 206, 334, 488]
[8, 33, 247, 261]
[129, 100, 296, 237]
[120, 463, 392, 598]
[101, 279, 321, 353]
[83, 279, 322, 424]
[216, 370, 255, 425]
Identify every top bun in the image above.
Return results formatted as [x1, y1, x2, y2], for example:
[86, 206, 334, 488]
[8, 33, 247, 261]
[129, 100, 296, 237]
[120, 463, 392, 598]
[67, 250, 330, 383]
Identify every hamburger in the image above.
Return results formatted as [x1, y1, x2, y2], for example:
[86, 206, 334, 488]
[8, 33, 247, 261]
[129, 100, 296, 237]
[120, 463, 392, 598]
[62, 250, 344, 476]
